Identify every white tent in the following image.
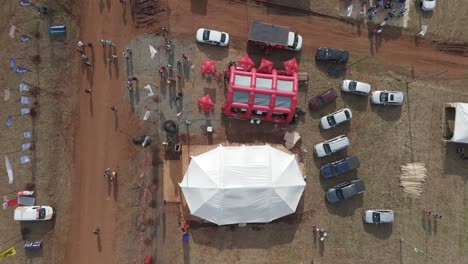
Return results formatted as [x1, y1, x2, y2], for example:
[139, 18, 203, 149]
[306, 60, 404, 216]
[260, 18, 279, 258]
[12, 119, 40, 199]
[179, 145, 306, 225]
[452, 103, 468, 143]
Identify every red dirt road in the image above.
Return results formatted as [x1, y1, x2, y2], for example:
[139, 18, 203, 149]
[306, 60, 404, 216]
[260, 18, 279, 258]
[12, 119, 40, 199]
[64, 1, 142, 263]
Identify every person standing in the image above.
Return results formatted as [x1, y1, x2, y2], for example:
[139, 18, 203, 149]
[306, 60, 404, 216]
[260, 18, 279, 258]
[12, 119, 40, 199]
[93, 227, 101, 235]
[85, 88, 92, 94]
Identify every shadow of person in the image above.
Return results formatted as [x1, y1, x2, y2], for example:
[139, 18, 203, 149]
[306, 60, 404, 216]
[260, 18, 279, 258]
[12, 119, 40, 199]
[183, 238, 190, 264]
[97, 234, 102, 252]
[319, 240, 325, 256]
[114, 111, 119, 130]
[113, 178, 118, 201]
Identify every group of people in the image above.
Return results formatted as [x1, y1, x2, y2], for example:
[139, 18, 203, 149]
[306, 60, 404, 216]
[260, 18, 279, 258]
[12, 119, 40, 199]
[360, 0, 408, 34]
[313, 225, 327, 242]
[425, 210, 443, 220]
[77, 40, 95, 68]
[104, 168, 117, 183]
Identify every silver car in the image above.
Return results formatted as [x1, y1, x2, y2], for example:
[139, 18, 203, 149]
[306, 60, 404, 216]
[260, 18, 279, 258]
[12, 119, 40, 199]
[314, 135, 350, 158]
[341, 80, 371, 95]
[320, 108, 352, 130]
[363, 210, 395, 224]
[371, 91, 404, 105]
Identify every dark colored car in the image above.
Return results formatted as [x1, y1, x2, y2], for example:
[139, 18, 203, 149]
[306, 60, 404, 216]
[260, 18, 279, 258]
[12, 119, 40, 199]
[326, 179, 366, 204]
[316, 47, 349, 63]
[320, 156, 360, 179]
[309, 89, 338, 110]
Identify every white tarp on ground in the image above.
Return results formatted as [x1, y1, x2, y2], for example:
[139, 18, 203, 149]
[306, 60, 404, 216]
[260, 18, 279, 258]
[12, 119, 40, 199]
[452, 103, 468, 143]
[179, 145, 306, 225]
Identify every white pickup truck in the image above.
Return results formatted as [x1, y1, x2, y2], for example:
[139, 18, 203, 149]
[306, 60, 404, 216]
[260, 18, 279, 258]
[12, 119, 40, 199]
[248, 21, 303, 51]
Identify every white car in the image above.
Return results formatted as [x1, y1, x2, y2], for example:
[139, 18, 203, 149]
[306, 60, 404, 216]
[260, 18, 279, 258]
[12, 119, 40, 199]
[420, 0, 436, 11]
[341, 80, 371, 95]
[314, 135, 350, 158]
[320, 108, 352, 130]
[371, 90, 404, 105]
[363, 210, 395, 224]
[196, 28, 229, 46]
[286, 32, 303, 51]
[14, 206, 54, 221]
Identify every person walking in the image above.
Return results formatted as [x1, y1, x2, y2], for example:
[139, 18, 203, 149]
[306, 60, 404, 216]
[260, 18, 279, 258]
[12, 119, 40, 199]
[111, 106, 117, 112]
[81, 53, 88, 62]
[93, 227, 101, 235]
[87, 42, 93, 48]
[77, 40, 85, 51]
[119, 0, 127, 5]
[85, 88, 92, 94]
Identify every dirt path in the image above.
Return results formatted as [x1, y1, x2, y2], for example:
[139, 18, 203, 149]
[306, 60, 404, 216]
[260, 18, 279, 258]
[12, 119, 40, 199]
[64, 1, 142, 263]
[169, 0, 467, 78]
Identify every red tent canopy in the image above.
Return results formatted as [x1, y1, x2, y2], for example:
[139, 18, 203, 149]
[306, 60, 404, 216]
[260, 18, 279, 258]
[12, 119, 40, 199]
[197, 95, 215, 112]
[201, 60, 216, 75]
[283, 58, 299, 75]
[237, 54, 255, 71]
[257, 58, 274, 74]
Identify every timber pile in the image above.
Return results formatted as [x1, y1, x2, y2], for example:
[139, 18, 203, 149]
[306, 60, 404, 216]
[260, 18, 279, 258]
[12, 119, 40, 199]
[399, 163, 427, 197]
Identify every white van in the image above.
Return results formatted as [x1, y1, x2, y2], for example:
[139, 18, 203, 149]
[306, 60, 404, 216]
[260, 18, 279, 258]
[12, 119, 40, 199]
[314, 135, 350, 158]
[14, 206, 54, 221]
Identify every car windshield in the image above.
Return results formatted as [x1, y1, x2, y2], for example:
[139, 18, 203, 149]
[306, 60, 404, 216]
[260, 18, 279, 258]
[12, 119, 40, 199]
[348, 81, 357, 91]
[202, 30, 210, 41]
[336, 189, 344, 200]
[292, 33, 298, 47]
[344, 110, 351, 119]
[330, 165, 339, 174]
[316, 96, 325, 106]
[380, 92, 389, 102]
[323, 143, 332, 154]
[38, 208, 46, 219]
[327, 115, 336, 126]
[220, 33, 226, 43]
[372, 212, 380, 223]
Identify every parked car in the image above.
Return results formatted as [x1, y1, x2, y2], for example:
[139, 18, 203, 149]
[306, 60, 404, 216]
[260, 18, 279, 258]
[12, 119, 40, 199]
[341, 80, 371, 95]
[314, 135, 349, 158]
[315, 47, 349, 63]
[363, 210, 395, 224]
[371, 90, 404, 105]
[320, 156, 360, 179]
[420, 0, 436, 11]
[248, 22, 302, 51]
[320, 108, 352, 129]
[326, 179, 366, 204]
[196, 28, 229, 46]
[14, 206, 54, 221]
[309, 89, 338, 110]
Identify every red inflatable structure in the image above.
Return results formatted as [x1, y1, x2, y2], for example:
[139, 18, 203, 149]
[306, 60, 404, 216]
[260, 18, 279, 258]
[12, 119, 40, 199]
[222, 66, 298, 123]
[197, 95, 215, 112]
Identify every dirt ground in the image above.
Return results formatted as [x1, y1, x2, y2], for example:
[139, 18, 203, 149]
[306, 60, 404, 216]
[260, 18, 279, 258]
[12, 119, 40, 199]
[1, 0, 467, 264]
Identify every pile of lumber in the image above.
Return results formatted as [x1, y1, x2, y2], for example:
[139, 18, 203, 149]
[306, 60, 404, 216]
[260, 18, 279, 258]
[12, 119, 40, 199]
[399, 163, 427, 197]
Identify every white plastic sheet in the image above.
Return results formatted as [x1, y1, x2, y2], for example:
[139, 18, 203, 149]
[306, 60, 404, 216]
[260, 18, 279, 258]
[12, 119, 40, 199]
[20, 155, 31, 164]
[19, 83, 30, 92]
[21, 142, 31, 151]
[21, 108, 30, 115]
[5, 155, 13, 184]
[149, 45, 157, 59]
[24, 130, 32, 139]
[21, 96, 30, 105]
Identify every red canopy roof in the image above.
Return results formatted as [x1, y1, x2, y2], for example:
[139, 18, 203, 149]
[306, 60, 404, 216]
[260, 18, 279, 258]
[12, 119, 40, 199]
[257, 58, 274, 74]
[201, 60, 216, 74]
[237, 54, 255, 71]
[283, 58, 299, 75]
[197, 94, 215, 112]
